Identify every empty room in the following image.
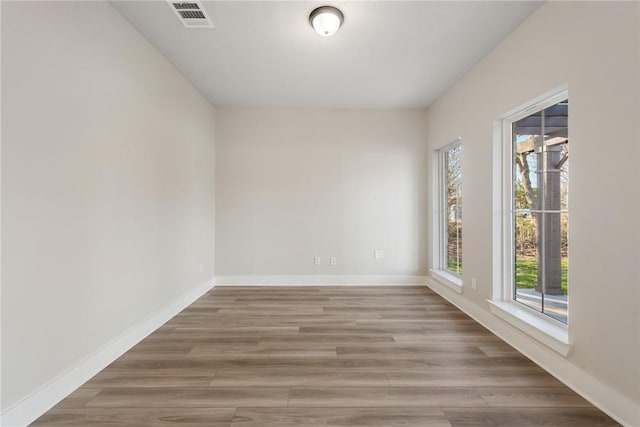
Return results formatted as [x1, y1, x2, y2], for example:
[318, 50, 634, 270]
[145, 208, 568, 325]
[1, 0, 639, 426]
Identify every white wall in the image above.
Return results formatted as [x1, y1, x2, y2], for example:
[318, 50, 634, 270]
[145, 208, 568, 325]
[215, 108, 428, 281]
[425, 2, 639, 425]
[1, 1, 216, 414]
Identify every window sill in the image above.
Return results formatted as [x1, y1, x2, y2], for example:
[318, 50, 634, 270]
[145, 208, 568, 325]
[488, 300, 572, 357]
[430, 269, 463, 294]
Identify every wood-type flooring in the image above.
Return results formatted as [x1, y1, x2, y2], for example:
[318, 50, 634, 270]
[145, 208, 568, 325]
[32, 286, 618, 426]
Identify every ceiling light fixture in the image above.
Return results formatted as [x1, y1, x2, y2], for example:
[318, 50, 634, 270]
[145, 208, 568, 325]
[309, 6, 344, 37]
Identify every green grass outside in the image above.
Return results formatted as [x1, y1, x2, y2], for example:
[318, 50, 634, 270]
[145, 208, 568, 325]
[516, 258, 568, 295]
[447, 258, 568, 295]
[447, 260, 462, 275]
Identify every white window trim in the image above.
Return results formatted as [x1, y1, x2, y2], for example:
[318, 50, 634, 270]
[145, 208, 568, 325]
[491, 85, 572, 356]
[432, 137, 463, 292]
[430, 268, 463, 294]
[488, 300, 572, 356]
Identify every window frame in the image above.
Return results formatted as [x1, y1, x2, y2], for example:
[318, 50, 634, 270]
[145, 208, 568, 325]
[490, 86, 572, 356]
[431, 138, 463, 293]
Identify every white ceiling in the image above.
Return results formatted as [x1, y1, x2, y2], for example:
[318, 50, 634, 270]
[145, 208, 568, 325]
[112, 1, 542, 109]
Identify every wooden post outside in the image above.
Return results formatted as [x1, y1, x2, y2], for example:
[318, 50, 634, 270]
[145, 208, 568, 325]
[535, 144, 563, 295]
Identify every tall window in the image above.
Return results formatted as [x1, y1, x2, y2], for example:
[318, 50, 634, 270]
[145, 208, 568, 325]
[504, 93, 568, 324]
[436, 141, 462, 278]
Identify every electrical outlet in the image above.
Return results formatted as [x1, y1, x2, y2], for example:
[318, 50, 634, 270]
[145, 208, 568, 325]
[314, 256, 321, 265]
[200, 263, 204, 273]
[374, 250, 384, 260]
[471, 278, 478, 290]
[330, 257, 337, 266]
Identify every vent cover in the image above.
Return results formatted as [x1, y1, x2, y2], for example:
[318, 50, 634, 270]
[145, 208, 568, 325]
[168, 1, 214, 28]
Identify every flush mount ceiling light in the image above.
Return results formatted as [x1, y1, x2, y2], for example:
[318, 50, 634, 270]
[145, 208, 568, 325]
[309, 6, 344, 37]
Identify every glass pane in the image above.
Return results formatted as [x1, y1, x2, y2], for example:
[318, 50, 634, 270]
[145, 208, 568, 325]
[514, 210, 542, 312]
[543, 101, 568, 147]
[514, 151, 539, 211]
[543, 212, 568, 323]
[445, 146, 462, 274]
[560, 144, 569, 211]
[542, 99, 568, 213]
[447, 217, 462, 274]
[514, 117, 541, 213]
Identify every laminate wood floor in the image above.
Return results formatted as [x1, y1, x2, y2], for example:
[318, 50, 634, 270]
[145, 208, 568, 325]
[32, 286, 618, 426]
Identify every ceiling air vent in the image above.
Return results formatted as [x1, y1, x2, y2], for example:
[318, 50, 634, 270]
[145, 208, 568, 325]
[168, 1, 214, 28]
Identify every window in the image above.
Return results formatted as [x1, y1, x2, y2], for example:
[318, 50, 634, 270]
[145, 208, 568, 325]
[432, 139, 462, 290]
[495, 89, 569, 328]
[510, 96, 569, 324]
[491, 88, 571, 355]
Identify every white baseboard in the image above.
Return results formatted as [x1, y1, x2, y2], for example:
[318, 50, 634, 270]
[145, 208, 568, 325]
[0, 279, 215, 427]
[426, 278, 639, 427]
[214, 275, 428, 286]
